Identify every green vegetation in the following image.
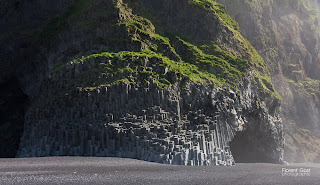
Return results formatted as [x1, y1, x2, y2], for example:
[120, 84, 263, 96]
[285, 76, 320, 98]
[170, 37, 249, 86]
[191, 0, 240, 31]
[298, 0, 319, 21]
[255, 74, 281, 100]
[52, 33, 252, 90]
[303, 78, 320, 96]
[55, 50, 231, 90]
[299, 128, 311, 134]
[115, 3, 182, 62]
[46, 0, 281, 100]
[190, 0, 266, 74]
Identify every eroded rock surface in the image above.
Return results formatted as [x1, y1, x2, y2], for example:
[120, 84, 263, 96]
[1, 0, 283, 164]
[218, 0, 320, 163]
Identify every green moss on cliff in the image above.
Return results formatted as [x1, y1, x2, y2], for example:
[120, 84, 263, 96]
[53, 35, 250, 89]
[285, 77, 320, 98]
[255, 74, 281, 100]
[298, 0, 319, 21]
[191, 0, 240, 31]
[47, 0, 280, 99]
[303, 78, 320, 97]
[170, 37, 249, 86]
[56, 50, 222, 89]
[191, 0, 267, 74]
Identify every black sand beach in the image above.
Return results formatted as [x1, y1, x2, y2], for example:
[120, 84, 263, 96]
[0, 157, 319, 185]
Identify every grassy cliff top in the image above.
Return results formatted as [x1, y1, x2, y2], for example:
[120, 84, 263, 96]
[47, 0, 280, 99]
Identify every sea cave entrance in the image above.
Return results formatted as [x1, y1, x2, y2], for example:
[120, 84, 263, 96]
[0, 78, 29, 157]
[229, 127, 274, 163]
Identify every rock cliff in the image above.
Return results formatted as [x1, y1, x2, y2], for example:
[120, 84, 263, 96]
[1, 0, 283, 165]
[217, 0, 320, 162]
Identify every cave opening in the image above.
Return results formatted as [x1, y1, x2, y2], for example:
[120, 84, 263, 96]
[229, 129, 273, 163]
[0, 78, 29, 158]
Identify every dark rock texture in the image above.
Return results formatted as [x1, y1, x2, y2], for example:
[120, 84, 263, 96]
[1, 0, 283, 164]
[17, 61, 283, 164]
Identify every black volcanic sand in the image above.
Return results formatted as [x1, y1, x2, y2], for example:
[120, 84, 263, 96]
[0, 157, 319, 185]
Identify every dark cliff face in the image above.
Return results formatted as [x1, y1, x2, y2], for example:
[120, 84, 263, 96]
[0, 0, 73, 157]
[1, 0, 283, 164]
[217, 0, 320, 162]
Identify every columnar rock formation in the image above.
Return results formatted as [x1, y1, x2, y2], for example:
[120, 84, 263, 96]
[2, 0, 284, 164]
[17, 83, 236, 166]
[17, 54, 284, 165]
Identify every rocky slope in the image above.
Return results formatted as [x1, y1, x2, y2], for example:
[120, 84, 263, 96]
[217, 0, 320, 162]
[1, 0, 283, 165]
